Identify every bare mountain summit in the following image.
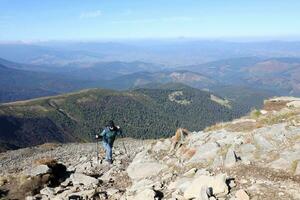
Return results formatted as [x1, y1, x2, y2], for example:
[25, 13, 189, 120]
[1, 97, 300, 199]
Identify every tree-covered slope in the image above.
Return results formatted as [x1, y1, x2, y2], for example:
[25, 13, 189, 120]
[0, 84, 236, 151]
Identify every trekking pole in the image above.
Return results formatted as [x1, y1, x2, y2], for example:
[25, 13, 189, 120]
[120, 131, 128, 157]
[95, 134, 99, 164]
[122, 140, 128, 155]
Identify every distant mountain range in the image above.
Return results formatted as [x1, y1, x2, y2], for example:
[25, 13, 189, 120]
[0, 57, 219, 102]
[181, 57, 300, 95]
[0, 83, 236, 152]
[2, 40, 300, 66]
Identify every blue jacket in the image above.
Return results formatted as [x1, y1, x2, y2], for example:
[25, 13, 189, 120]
[100, 127, 122, 146]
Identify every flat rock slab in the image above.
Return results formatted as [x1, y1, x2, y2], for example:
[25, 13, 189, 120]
[189, 142, 219, 163]
[70, 173, 99, 186]
[253, 134, 274, 152]
[24, 164, 51, 177]
[127, 161, 167, 180]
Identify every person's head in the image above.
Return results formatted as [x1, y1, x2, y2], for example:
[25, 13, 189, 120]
[107, 120, 115, 130]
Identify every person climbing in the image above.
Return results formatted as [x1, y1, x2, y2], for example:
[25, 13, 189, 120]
[98, 120, 122, 164]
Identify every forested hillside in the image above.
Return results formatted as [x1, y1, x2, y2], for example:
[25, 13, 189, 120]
[0, 84, 236, 152]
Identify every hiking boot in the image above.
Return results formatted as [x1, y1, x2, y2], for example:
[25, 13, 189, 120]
[107, 159, 113, 164]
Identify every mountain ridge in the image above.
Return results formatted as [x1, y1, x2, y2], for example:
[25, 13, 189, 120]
[0, 84, 236, 152]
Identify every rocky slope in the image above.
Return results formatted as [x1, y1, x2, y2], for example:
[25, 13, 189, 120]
[1, 97, 300, 200]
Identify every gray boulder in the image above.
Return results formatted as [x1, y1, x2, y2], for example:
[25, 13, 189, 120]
[127, 161, 167, 180]
[253, 134, 274, 152]
[184, 174, 228, 199]
[224, 148, 238, 168]
[24, 165, 51, 177]
[70, 173, 99, 187]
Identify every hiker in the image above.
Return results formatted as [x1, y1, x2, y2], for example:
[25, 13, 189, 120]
[98, 120, 122, 164]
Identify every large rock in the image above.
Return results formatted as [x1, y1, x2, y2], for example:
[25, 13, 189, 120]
[287, 101, 300, 108]
[224, 148, 238, 168]
[269, 158, 290, 170]
[24, 164, 51, 177]
[70, 173, 99, 187]
[184, 174, 228, 199]
[168, 177, 194, 192]
[128, 179, 154, 192]
[189, 142, 219, 163]
[127, 161, 167, 180]
[240, 144, 256, 154]
[253, 134, 274, 152]
[132, 189, 156, 200]
[153, 139, 171, 152]
[235, 189, 250, 200]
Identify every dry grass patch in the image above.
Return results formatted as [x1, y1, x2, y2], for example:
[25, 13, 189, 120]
[217, 144, 232, 157]
[34, 157, 57, 166]
[225, 121, 263, 132]
[250, 109, 262, 119]
[39, 143, 61, 151]
[263, 100, 289, 111]
[204, 122, 226, 132]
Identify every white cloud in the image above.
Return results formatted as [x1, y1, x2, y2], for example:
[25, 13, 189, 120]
[80, 10, 102, 19]
[111, 16, 196, 24]
[111, 18, 156, 24]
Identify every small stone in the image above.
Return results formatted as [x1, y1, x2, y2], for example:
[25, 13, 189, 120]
[235, 189, 249, 200]
[240, 179, 248, 184]
[229, 180, 236, 188]
[60, 178, 71, 187]
[0, 176, 7, 186]
[40, 187, 55, 197]
[278, 192, 284, 196]
[183, 168, 197, 177]
[106, 188, 119, 196]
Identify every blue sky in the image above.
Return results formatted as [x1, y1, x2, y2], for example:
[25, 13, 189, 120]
[1, 0, 300, 41]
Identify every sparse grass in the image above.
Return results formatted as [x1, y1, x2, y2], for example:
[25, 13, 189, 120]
[39, 143, 61, 150]
[226, 121, 263, 132]
[260, 111, 299, 125]
[250, 109, 262, 119]
[204, 122, 226, 132]
[217, 144, 232, 157]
